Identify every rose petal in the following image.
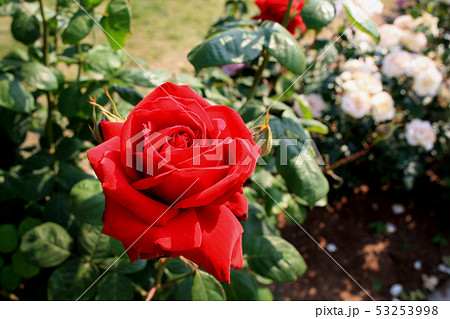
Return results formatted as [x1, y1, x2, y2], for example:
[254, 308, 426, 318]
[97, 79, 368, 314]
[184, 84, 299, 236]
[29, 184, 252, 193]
[225, 188, 248, 221]
[178, 205, 244, 283]
[102, 198, 201, 256]
[87, 136, 121, 180]
[99, 150, 178, 226]
[100, 121, 123, 141]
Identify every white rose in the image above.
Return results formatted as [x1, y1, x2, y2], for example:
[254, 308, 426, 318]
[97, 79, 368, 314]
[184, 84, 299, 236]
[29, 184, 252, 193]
[405, 119, 436, 151]
[302, 94, 327, 118]
[412, 67, 443, 97]
[341, 91, 372, 119]
[382, 51, 413, 77]
[352, 71, 383, 94]
[378, 24, 407, 49]
[352, 30, 376, 52]
[371, 92, 395, 123]
[353, 0, 383, 17]
[393, 15, 418, 31]
[407, 54, 436, 77]
[401, 32, 428, 52]
[342, 58, 378, 74]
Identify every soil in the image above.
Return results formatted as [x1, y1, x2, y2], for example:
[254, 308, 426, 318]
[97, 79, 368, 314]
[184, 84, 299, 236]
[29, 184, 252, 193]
[278, 188, 450, 301]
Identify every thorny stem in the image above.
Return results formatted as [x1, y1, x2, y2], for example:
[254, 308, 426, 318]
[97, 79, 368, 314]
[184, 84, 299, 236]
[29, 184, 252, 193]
[326, 143, 375, 172]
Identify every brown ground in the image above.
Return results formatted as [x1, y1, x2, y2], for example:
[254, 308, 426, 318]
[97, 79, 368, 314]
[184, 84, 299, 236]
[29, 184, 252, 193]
[278, 189, 450, 301]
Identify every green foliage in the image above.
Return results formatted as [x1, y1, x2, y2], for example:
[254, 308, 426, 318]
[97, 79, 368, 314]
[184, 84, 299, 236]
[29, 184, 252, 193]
[246, 235, 307, 282]
[62, 10, 94, 44]
[343, 0, 380, 42]
[11, 11, 40, 45]
[20, 222, 73, 268]
[0, 224, 18, 253]
[301, 0, 336, 30]
[96, 273, 134, 300]
[191, 270, 226, 301]
[101, 0, 131, 50]
[69, 179, 105, 225]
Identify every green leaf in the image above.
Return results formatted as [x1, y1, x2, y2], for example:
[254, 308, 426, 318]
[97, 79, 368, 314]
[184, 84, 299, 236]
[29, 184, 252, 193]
[238, 99, 266, 123]
[11, 11, 40, 45]
[21, 169, 55, 201]
[69, 179, 105, 225]
[84, 46, 124, 75]
[0, 265, 21, 290]
[112, 84, 143, 105]
[116, 68, 171, 87]
[56, 163, 93, 191]
[261, 21, 306, 74]
[343, 0, 380, 42]
[43, 193, 71, 228]
[58, 87, 86, 118]
[11, 251, 40, 279]
[77, 224, 112, 263]
[21, 62, 59, 91]
[100, 0, 131, 50]
[62, 10, 94, 44]
[246, 235, 307, 282]
[55, 138, 83, 161]
[301, 0, 336, 30]
[191, 270, 226, 301]
[20, 222, 73, 268]
[96, 273, 134, 300]
[256, 286, 273, 301]
[0, 73, 33, 113]
[117, 259, 147, 274]
[0, 224, 18, 253]
[188, 27, 264, 72]
[297, 118, 329, 134]
[222, 269, 258, 300]
[18, 217, 41, 237]
[276, 141, 329, 207]
[47, 258, 100, 300]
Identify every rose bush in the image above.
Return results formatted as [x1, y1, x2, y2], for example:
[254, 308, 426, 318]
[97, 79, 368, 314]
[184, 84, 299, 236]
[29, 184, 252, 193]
[87, 82, 260, 282]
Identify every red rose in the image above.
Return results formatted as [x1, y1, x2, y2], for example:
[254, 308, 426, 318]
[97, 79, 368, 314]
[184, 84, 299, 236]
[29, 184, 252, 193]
[87, 82, 260, 282]
[253, 0, 306, 35]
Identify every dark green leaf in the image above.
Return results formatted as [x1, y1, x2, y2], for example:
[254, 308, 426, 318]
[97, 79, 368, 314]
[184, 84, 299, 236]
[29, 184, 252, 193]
[117, 259, 147, 274]
[261, 21, 306, 74]
[239, 99, 266, 123]
[58, 87, 86, 118]
[96, 273, 134, 300]
[43, 193, 71, 227]
[191, 270, 226, 301]
[77, 224, 112, 263]
[222, 269, 258, 300]
[343, 0, 380, 42]
[0, 224, 18, 253]
[69, 179, 105, 225]
[246, 235, 307, 282]
[18, 217, 41, 237]
[11, 251, 40, 279]
[84, 46, 124, 75]
[297, 118, 329, 134]
[20, 222, 73, 268]
[47, 258, 100, 300]
[276, 140, 329, 207]
[55, 138, 83, 161]
[301, 0, 336, 30]
[56, 163, 93, 191]
[100, 0, 131, 50]
[0, 265, 21, 290]
[62, 10, 94, 44]
[21, 62, 59, 91]
[11, 11, 40, 45]
[21, 169, 55, 202]
[0, 73, 33, 113]
[112, 84, 143, 105]
[188, 28, 265, 72]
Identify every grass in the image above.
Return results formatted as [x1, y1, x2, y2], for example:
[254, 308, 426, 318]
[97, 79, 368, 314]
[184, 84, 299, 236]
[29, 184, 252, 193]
[0, 0, 225, 73]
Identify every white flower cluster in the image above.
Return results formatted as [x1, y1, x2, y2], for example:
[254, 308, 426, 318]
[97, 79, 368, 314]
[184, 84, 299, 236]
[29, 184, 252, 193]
[337, 58, 395, 122]
[382, 51, 443, 97]
[353, 12, 439, 53]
